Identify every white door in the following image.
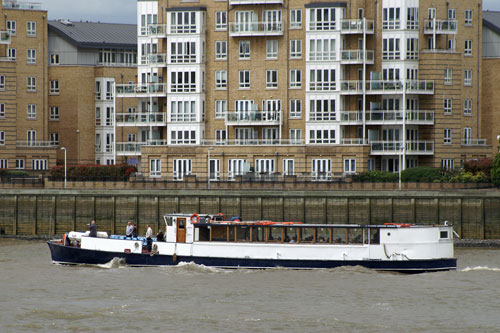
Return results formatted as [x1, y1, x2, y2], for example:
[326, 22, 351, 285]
[209, 159, 220, 181]
[255, 159, 275, 175]
[228, 159, 246, 180]
[312, 159, 331, 180]
[173, 159, 192, 181]
[283, 159, 294, 176]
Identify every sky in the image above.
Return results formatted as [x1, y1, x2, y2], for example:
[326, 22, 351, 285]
[39, 0, 500, 24]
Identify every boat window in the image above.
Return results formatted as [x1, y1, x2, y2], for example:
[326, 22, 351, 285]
[268, 227, 282, 242]
[236, 226, 250, 242]
[440, 230, 449, 239]
[198, 226, 210, 241]
[348, 228, 363, 244]
[253, 227, 264, 242]
[370, 228, 380, 244]
[316, 228, 330, 243]
[166, 217, 173, 226]
[211, 225, 227, 241]
[301, 228, 315, 243]
[284, 227, 295, 243]
[178, 219, 185, 230]
[332, 228, 347, 243]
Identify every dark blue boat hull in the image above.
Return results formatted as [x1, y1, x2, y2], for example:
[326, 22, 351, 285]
[47, 242, 457, 273]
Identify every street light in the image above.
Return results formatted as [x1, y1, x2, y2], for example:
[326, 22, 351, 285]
[61, 147, 67, 189]
[208, 147, 214, 189]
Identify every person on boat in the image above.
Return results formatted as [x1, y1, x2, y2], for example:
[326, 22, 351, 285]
[156, 229, 164, 242]
[89, 220, 97, 237]
[146, 224, 153, 251]
[132, 224, 138, 238]
[126, 221, 133, 238]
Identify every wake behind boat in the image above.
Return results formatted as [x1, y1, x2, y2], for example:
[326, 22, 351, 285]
[47, 213, 457, 273]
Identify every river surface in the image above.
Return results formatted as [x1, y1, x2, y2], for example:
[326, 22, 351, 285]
[1, 240, 499, 332]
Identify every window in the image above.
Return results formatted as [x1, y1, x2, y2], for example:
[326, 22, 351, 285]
[170, 130, 196, 145]
[170, 71, 196, 92]
[128, 134, 136, 142]
[50, 80, 59, 94]
[344, 159, 356, 174]
[16, 159, 24, 170]
[8, 48, 16, 60]
[464, 99, 472, 116]
[228, 159, 247, 180]
[309, 98, 336, 121]
[0, 103, 5, 118]
[444, 98, 452, 114]
[289, 69, 301, 88]
[383, 8, 401, 29]
[170, 100, 196, 122]
[464, 40, 472, 56]
[407, 8, 419, 30]
[464, 70, 472, 86]
[406, 38, 419, 59]
[309, 129, 336, 144]
[448, 9, 456, 20]
[150, 159, 161, 178]
[170, 11, 196, 34]
[289, 99, 302, 118]
[215, 100, 227, 119]
[465, 10, 473, 26]
[444, 128, 452, 144]
[309, 38, 336, 61]
[289, 129, 302, 144]
[441, 159, 454, 171]
[368, 159, 375, 171]
[0, 159, 7, 168]
[0, 131, 4, 145]
[6, 20, 16, 35]
[283, 159, 294, 175]
[215, 11, 227, 30]
[309, 8, 336, 31]
[173, 159, 192, 181]
[463, 127, 472, 144]
[27, 49, 36, 64]
[266, 40, 278, 59]
[309, 69, 336, 91]
[0, 75, 5, 90]
[215, 129, 227, 145]
[290, 9, 302, 28]
[215, 41, 227, 60]
[50, 133, 59, 146]
[448, 38, 456, 51]
[311, 159, 331, 181]
[170, 41, 196, 63]
[27, 104, 36, 119]
[239, 70, 250, 89]
[382, 38, 400, 60]
[27, 21, 36, 36]
[27, 76, 36, 91]
[239, 40, 250, 59]
[266, 70, 278, 88]
[255, 159, 275, 175]
[290, 40, 302, 59]
[32, 159, 47, 171]
[209, 159, 220, 181]
[50, 54, 60, 65]
[27, 130, 36, 145]
[50, 106, 59, 120]
[215, 70, 227, 89]
[444, 68, 452, 85]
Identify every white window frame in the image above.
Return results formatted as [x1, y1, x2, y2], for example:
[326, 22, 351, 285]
[150, 159, 161, 178]
[32, 159, 48, 171]
[464, 127, 472, 144]
[309, 8, 336, 31]
[289, 69, 301, 88]
[215, 70, 227, 89]
[0, 75, 5, 90]
[464, 70, 472, 86]
[309, 69, 336, 91]
[0, 131, 5, 145]
[27, 76, 36, 91]
[407, 8, 419, 30]
[238, 70, 250, 89]
[239, 40, 250, 59]
[215, 41, 227, 60]
[289, 129, 302, 144]
[441, 159, 454, 171]
[444, 98, 452, 114]
[266, 40, 278, 59]
[382, 38, 400, 60]
[27, 104, 36, 119]
[50, 132, 59, 146]
[170, 130, 196, 145]
[255, 159, 275, 175]
[444, 68, 452, 85]
[344, 159, 356, 174]
[309, 129, 336, 144]
[309, 98, 336, 121]
[173, 159, 192, 181]
[283, 159, 294, 176]
[215, 100, 227, 119]
[0, 159, 8, 168]
[50, 54, 60, 65]
[16, 159, 25, 170]
[0, 103, 5, 118]
[289, 99, 302, 118]
[50, 80, 59, 94]
[382, 7, 401, 30]
[209, 159, 220, 181]
[228, 159, 247, 180]
[448, 9, 456, 20]
[311, 159, 332, 181]
[464, 99, 472, 116]
[464, 40, 472, 56]
[444, 128, 452, 144]
[170, 71, 196, 93]
[290, 40, 302, 59]
[6, 20, 16, 35]
[465, 10, 473, 26]
[215, 129, 227, 145]
[290, 9, 302, 29]
[27, 49, 36, 64]
[266, 70, 278, 88]
[215, 11, 227, 31]
[27, 21, 36, 36]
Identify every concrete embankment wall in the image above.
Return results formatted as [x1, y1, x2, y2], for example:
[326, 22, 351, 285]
[0, 189, 499, 239]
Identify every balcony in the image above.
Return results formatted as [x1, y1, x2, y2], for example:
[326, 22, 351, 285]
[116, 83, 167, 98]
[16, 141, 58, 148]
[141, 24, 167, 38]
[0, 31, 11, 44]
[367, 111, 434, 125]
[3, 1, 42, 10]
[340, 111, 362, 125]
[226, 111, 282, 126]
[229, 21, 283, 37]
[116, 142, 146, 156]
[461, 139, 488, 146]
[116, 113, 167, 127]
[424, 19, 457, 34]
[140, 53, 167, 67]
[340, 80, 434, 95]
[370, 141, 434, 155]
[230, 0, 283, 4]
[309, 51, 336, 62]
[340, 49, 374, 65]
[340, 19, 374, 34]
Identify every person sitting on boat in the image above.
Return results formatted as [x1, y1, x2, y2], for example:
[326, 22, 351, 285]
[146, 224, 153, 251]
[89, 220, 97, 237]
[126, 221, 133, 238]
[156, 229, 164, 242]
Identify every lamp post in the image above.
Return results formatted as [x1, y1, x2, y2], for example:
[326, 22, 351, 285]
[208, 147, 214, 189]
[61, 147, 67, 189]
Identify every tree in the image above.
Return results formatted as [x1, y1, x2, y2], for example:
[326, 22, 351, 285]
[491, 154, 500, 186]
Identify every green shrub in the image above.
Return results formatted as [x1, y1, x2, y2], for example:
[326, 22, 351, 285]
[49, 164, 137, 181]
[401, 167, 442, 182]
[464, 158, 493, 178]
[491, 154, 500, 186]
[354, 171, 398, 183]
[6, 170, 30, 178]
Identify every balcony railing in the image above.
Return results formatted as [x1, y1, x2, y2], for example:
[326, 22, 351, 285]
[3, 1, 42, 10]
[230, 0, 283, 4]
[340, 80, 434, 95]
[116, 113, 167, 127]
[0, 31, 11, 44]
[339, 111, 434, 125]
[340, 49, 375, 64]
[141, 24, 167, 37]
[116, 83, 167, 97]
[226, 111, 281, 126]
[140, 53, 167, 66]
[229, 21, 283, 36]
[424, 19, 458, 34]
[370, 141, 434, 155]
[309, 51, 336, 61]
[116, 142, 146, 155]
[16, 141, 58, 148]
[340, 19, 375, 34]
[461, 139, 488, 146]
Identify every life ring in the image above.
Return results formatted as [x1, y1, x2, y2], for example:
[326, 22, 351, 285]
[191, 213, 200, 224]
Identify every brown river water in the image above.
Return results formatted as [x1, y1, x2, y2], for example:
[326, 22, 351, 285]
[1, 239, 500, 332]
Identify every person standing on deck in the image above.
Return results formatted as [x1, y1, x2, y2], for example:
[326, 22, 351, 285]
[126, 221, 133, 238]
[89, 220, 97, 237]
[146, 224, 153, 252]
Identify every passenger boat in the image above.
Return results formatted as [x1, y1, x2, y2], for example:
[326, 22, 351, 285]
[47, 213, 457, 273]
